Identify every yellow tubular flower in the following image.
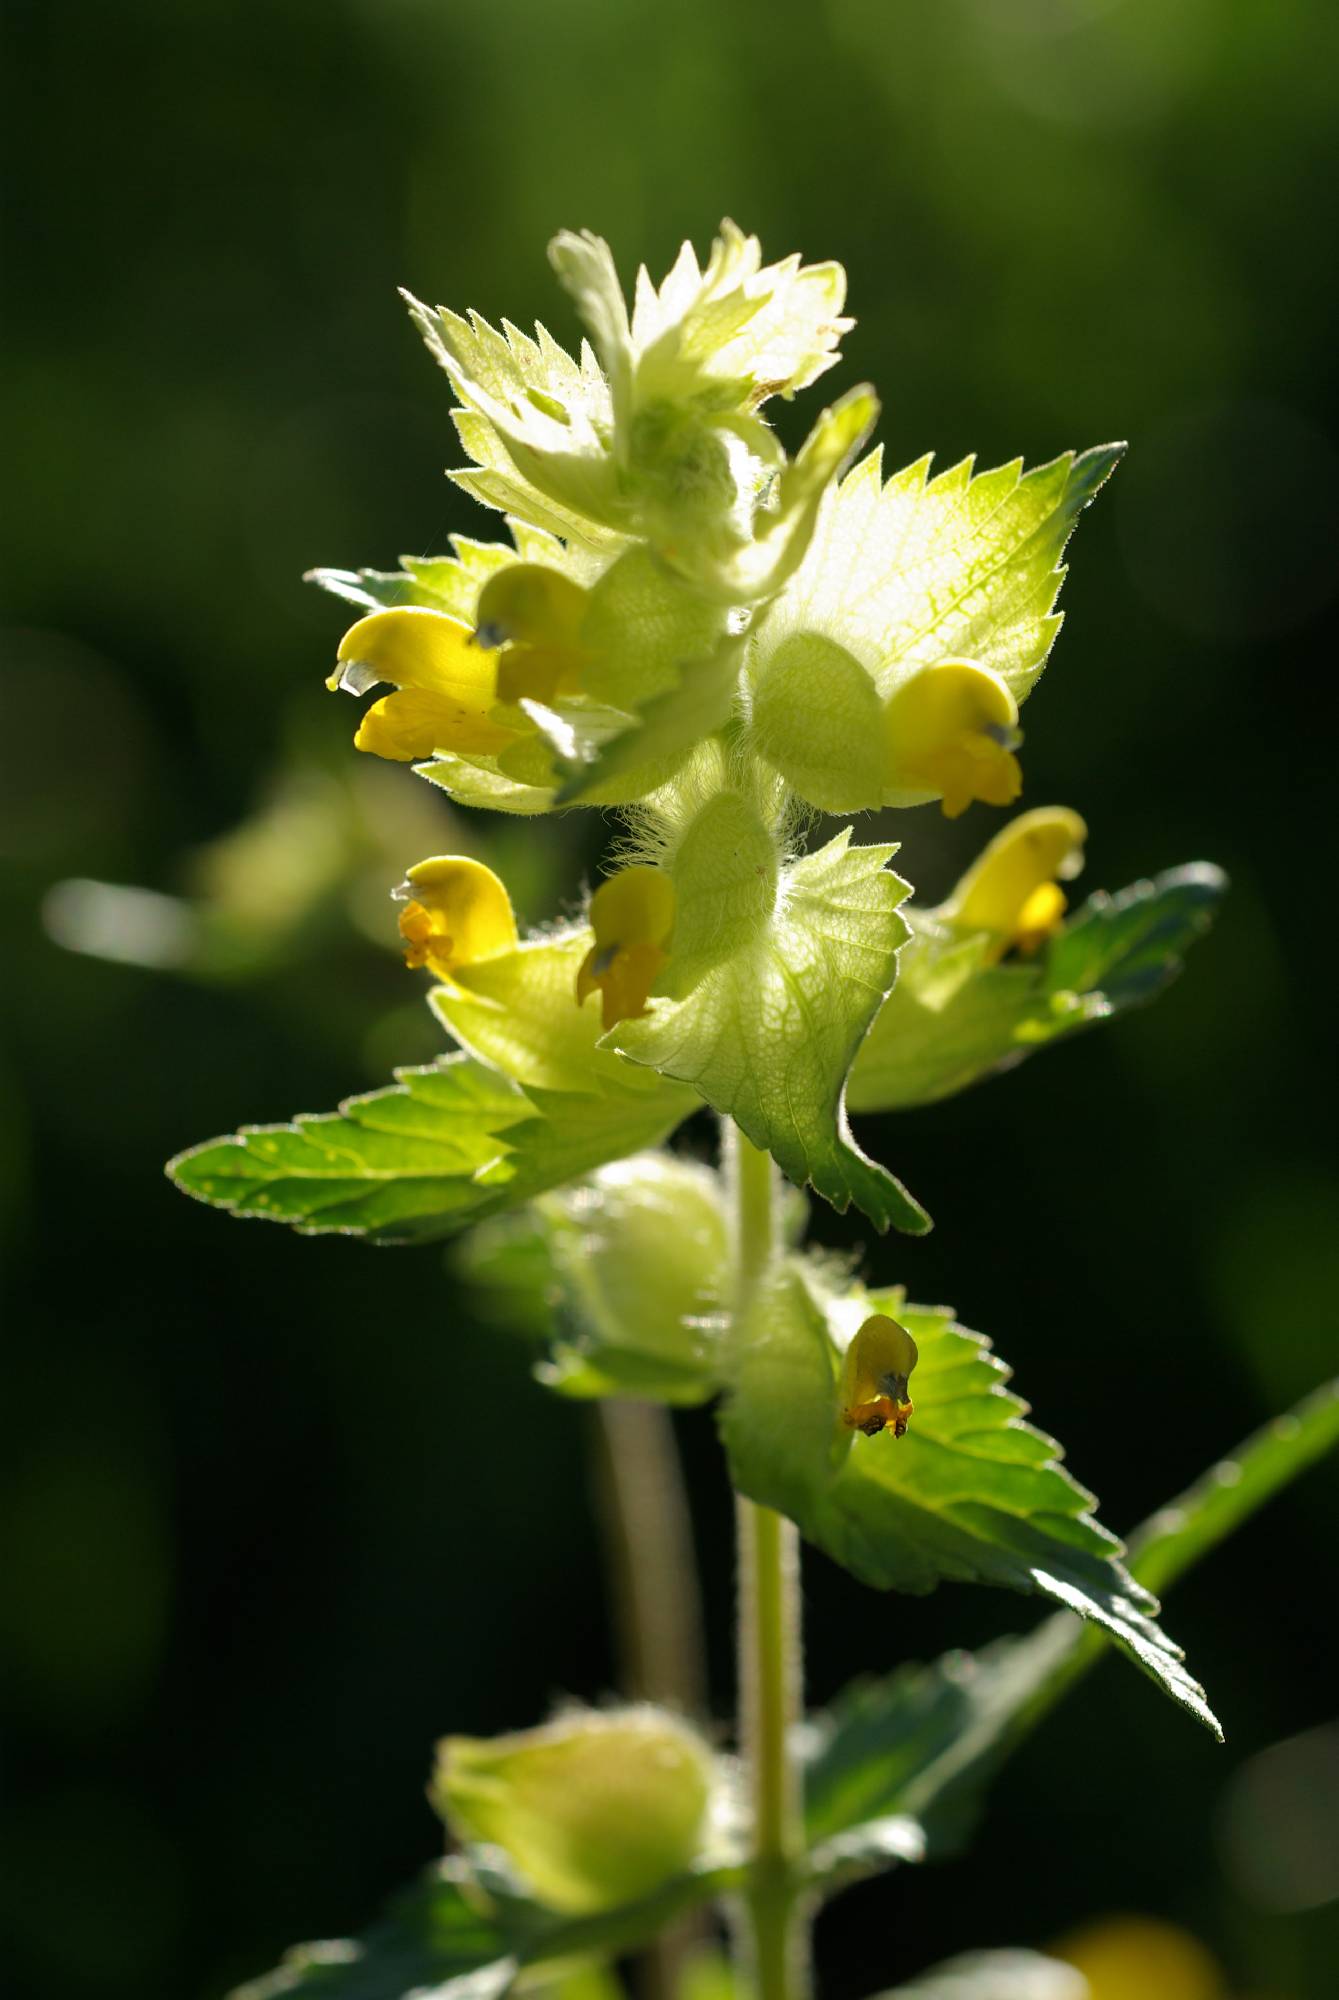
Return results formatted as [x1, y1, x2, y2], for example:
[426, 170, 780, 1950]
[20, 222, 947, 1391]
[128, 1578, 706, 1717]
[576, 866, 676, 1031]
[944, 806, 1087, 964]
[396, 856, 518, 982]
[475, 564, 591, 705]
[883, 658, 1023, 819]
[331, 608, 517, 761]
[840, 1314, 919, 1439]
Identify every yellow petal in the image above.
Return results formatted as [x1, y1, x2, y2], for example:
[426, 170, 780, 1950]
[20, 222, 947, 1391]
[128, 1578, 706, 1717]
[884, 659, 1022, 818]
[946, 805, 1086, 960]
[477, 566, 592, 706]
[334, 606, 498, 700]
[399, 856, 518, 979]
[589, 866, 676, 953]
[353, 688, 516, 761]
[476, 565, 589, 651]
[839, 1313, 918, 1438]
[575, 868, 676, 1028]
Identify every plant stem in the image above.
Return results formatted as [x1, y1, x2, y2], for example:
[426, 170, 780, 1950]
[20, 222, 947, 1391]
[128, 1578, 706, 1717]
[591, 1398, 708, 1715]
[728, 1124, 808, 2000]
[590, 1396, 710, 2000]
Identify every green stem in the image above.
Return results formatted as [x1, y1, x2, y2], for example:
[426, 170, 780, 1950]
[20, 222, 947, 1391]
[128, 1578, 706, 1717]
[727, 1125, 808, 2000]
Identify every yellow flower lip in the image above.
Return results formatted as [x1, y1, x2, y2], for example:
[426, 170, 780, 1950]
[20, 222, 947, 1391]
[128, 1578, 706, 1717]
[473, 564, 591, 706]
[330, 607, 516, 762]
[576, 866, 676, 1031]
[839, 1313, 919, 1439]
[884, 658, 1023, 819]
[944, 805, 1087, 963]
[395, 856, 518, 982]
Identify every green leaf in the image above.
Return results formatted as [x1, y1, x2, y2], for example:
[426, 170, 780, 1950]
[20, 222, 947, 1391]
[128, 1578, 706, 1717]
[801, 1380, 1339, 1870]
[230, 1856, 739, 2000]
[1046, 862, 1227, 1021]
[721, 1260, 1217, 1732]
[873, 1952, 1087, 2000]
[607, 823, 929, 1235]
[167, 1052, 692, 1243]
[306, 522, 578, 620]
[847, 863, 1227, 1113]
[229, 1867, 511, 1999]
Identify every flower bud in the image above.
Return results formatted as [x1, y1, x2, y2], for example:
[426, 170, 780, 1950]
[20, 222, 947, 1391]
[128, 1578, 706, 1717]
[433, 1707, 714, 1914]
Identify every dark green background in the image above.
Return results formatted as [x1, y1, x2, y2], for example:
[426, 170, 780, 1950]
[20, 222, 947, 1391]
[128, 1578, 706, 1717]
[4, 2, 1337, 1995]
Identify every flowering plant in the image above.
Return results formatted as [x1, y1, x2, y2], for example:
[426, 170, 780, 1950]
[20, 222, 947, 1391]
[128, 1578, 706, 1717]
[170, 225, 1338, 2000]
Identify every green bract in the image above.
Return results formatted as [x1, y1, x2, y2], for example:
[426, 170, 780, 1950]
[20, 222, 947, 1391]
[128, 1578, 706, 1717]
[744, 444, 1123, 813]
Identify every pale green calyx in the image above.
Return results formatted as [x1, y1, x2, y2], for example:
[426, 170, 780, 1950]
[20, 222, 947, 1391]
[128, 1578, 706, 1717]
[432, 1707, 716, 1914]
[534, 1152, 730, 1402]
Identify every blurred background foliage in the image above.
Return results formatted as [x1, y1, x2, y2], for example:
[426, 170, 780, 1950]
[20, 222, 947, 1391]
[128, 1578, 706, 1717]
[3, 1, 1337, 1995]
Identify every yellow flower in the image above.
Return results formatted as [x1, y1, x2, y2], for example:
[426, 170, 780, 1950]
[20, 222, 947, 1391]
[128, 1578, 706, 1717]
[944, 806, 1087, 963]
[395, 856, 518, 982]
[474, 563, 591, 705]
[884, 658, 1023, 819]
[330, 607, 518, 762]
[839, 1313, 919, 1438]
[575, 866, 676, 1030]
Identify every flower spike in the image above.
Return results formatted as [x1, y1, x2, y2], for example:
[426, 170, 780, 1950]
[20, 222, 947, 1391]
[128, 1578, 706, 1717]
[840, 1313, 919, 1438]
[945, 805, 1087, 962]
[576, 866, 676, 1030]
[396, 856, 518, 982]
[883, 658, 1023, 819]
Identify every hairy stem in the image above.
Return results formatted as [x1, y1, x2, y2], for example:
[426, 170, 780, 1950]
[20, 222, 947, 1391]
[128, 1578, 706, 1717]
[591, 1397, 710, 2000]
[728, 1125, 808, 2000]
[591, 1398, 708, 1714]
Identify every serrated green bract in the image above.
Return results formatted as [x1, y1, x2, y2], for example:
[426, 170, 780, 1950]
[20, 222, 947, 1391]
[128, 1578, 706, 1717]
[744, 444, 1122, 812]
[405, 294, 629, 551]
[848, 863, 1227, 1113]
[585, 219, 851, 417]
[800, 1381, 1339, 1878]
[409, 224, 873, 607]
[720, 1259, 1218, 1732]
[166, 1052, 692, 1243]
[605, 812, 928, 1234]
